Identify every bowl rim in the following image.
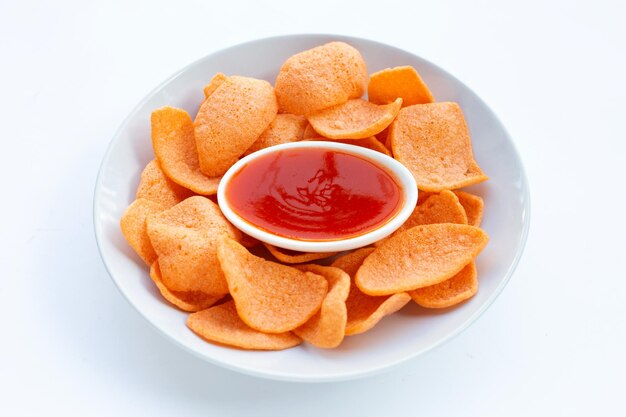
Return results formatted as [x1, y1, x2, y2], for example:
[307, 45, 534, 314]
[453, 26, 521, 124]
[217, 140, 418, 253]
[93, 33, 531, 382]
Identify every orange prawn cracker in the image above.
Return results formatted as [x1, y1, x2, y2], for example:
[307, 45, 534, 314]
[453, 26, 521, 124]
[410, 262, 478, 308]
[368, 65, 434, 106]
[390, 102, 488, 191]
[150, 262, 223, 312]
[217, 237, 328, 333]
[275, 42, 368, 115]
[151, 107, 221, 195]
[307, 98, 402, 140]
[136, 159, 194, 208]
[203, 72, 228, 98]
[120, 198, 163, 265]
[454, 191, 484, 226]
[401, 190, 468, 231]
[263, 243, 337, 264]
[308, 136, 391, 156]
[146, 196, 241, 295]
[293, 264, 350, 348]
[356, 224, 489, 295]
[243, 114, 307, 156]
[187, 301, 302, 351]
[194, 75, 277, 176]
[331, 249, 411, 335]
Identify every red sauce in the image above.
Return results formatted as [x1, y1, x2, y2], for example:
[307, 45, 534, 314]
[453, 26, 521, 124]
[225, 148, 403, 241]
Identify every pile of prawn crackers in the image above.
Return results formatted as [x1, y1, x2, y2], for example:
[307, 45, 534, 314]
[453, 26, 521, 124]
[120, 42, 489, 350]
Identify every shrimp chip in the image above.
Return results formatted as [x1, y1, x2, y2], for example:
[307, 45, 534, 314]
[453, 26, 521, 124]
[293, 265, 350, 348]
[368, 65, 434, 106]
[187, 301, 302, 350]
[243, 114, 307, 156]
[217, 237, 328, 333]
[454, 191, 484, 226]
[120, 198, 162, 265]
[302, 123, 323, 139]
[263, 243, 337, 264]
[275, 42, 368, 115]
[194, 76, 277, 176]
[307, 98, 402, 140]
[146, 196, 241, 295]
[331, 249, 411, 335]
[401, 190, 468, 231]
[376, 190, 467, 247]
[136, 159, 194, 209]
[308, 136, 391, 156]
[150, 262, 224, 312]
[151, 106, 221, 195]
[203, 72, 228, 98]
[410, 262, 478, 308]
[356, 224, 488, 295]
[390, 102, 488, 191]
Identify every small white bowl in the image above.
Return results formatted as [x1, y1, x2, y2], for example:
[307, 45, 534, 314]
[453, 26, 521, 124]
[217, 141, 418, 253]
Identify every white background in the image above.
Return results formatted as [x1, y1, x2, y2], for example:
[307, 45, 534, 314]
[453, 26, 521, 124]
[1, 0, 625, 415]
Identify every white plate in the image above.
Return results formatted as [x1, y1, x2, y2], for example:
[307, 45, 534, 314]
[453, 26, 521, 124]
[94, 34, 530, 382]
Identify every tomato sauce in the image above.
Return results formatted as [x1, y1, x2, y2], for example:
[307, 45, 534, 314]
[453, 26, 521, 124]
[225, 148, 403, 241]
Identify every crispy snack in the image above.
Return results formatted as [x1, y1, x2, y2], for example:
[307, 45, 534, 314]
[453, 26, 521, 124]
[331, 248, 411, 335]
[243, 114, 307, 156]
[307, 98, 402, 139]
[375, 190, 467, 247]
[187, 301, 302, 350]
[203, 72, 228, 98]
[149, 262, 224, 312]
[217, 237, 328, 333]
[146, 196, 241, 295]
[307, 136, 391, 156]
[402, 190, 468, 230]
[454, 191, 484, 226]
[356, 224, 489, 295]
[302, 123, 323, 139]
[120, 198, 162, 265]
[293, 264, 350, 348]
[194, 75, 277, 176]
[368, 65, 434, 106]
[263, 243, 338, 264]
[390, 102, 488, 191]
[275, 42, 368, 115]
[410, 262, 478, 308]
[136, 159, 194, 208]
[151, 106, 221, 195]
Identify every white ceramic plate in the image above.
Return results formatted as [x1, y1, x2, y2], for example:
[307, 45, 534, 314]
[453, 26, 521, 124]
[94, 34, 530, 382]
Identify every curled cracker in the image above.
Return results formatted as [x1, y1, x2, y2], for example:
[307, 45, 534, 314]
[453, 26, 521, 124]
[120, 198, 162, 265]
[151, 106, 221, 195]
[356, 224, 489, 295]
[410, 262, 478, 308]
[136, 159, 194, 209]
[243, 114, 307, 156]
[263, 243, 337, 264]
[194, 75, 277, 176]
[187, 301, 302, 350]
[275, 42, 368, 115]
[331, 249, 410, 336]
[203, 72, 228, 98]
[368, 65, 434, 106]
[217, 237, 328, 333]
[150, 262, 223, 312]
[307, 98, 402, 140]
[146, 196, 241, 294]
[454, 191, 484, 226]
[390, 102, 488, 191]
[307, 136, 391, 156]
[293, 264, 349, 348]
